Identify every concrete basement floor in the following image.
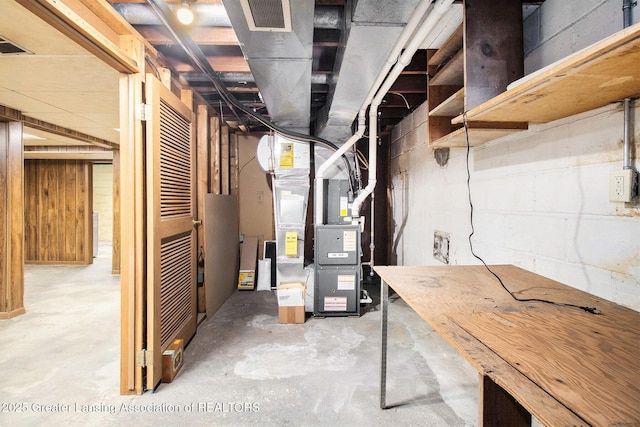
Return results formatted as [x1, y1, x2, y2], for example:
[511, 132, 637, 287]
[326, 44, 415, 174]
[0, 242, 479, 426]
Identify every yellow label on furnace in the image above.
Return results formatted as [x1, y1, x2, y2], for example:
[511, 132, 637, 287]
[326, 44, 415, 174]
[279, 143, 294, 168]
[285, 231, 298, 256]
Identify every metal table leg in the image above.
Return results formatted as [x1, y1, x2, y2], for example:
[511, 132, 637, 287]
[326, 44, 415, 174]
[380, 279, 389, 409]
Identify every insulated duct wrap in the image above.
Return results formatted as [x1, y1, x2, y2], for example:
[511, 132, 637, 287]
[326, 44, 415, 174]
[258, 134, 313, 307]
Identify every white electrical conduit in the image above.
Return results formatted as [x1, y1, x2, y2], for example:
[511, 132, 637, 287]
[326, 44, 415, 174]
[314, 0, 435, 224]
[623, 1, 634, 170]
[351, 0, 455, 218]
[624, 98, 632, 169]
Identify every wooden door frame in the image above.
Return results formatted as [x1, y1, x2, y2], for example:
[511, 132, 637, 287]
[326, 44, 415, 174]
[119, 68, 146, 395]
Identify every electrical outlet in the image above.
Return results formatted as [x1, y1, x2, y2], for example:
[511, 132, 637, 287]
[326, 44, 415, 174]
[433, 230, 450, 264]
[609, 169, 637, 202]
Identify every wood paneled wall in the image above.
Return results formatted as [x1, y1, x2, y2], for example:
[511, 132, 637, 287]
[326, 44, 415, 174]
[0, 122, 25, 319]
[24, 159, 93, 264]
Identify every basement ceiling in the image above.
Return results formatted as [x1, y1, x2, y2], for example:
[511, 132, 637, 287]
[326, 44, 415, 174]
[109, 0, 461, 141]
[109, 0, 545, 142]
[0, 0, 120, 150]
[0, 0, 545, 154]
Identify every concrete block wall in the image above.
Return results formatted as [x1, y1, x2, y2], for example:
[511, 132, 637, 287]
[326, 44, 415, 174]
[524, 0, 638, 74]
[389, 0, 640, 310]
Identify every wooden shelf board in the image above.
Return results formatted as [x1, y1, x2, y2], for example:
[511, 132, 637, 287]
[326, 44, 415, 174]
[429, 126, 527, 148]
[429, 87, 465, 117]
[428, 24, 463, 67]
[453, 21, 640, 125]
[429, 49, 464, 86]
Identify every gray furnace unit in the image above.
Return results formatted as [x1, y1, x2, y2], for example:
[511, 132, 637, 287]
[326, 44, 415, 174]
[314, 224, 361, 317]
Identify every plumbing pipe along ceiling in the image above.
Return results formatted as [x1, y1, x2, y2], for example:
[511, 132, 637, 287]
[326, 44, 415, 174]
[108, 0, 544, 143]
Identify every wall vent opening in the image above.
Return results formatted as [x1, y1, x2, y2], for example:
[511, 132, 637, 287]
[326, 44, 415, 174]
[0, 36, 32, 55]
[240, 0, 292, 32]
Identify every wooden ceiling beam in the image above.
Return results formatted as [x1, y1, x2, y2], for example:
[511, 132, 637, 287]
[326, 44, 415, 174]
[23, 151, 114, 160]
[16, 0, 143, 73]
[24, 145, 113, 161]
[0, 105, 117, 149]
[389, 75, 427, 93]
[136, 26, 239, 46]
[166, 55, 251, 73]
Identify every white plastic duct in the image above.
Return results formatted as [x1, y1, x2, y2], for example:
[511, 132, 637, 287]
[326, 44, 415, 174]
[314, 0, 435, 224]
[314, 114, 365, 223]
[351, 0, 455, 218]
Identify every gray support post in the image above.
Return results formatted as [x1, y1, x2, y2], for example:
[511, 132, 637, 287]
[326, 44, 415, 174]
[380, 279, 389, 409]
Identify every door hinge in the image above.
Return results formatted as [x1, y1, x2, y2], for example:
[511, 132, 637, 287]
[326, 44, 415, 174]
[136, 103, 152, 121]
[136, 349, 153, 367]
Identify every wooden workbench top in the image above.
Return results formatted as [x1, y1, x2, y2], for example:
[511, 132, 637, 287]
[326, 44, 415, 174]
[374, 265, 640, 427]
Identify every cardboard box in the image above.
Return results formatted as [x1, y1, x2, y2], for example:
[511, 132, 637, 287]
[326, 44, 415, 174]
[162, 338, 184, 383]
[277, 282, 305, 324]
[278, 306, 305, 324]
[238, 236, 258, 290]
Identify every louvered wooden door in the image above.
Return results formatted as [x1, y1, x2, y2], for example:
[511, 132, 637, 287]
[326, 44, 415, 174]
[145, 75, 196, 390]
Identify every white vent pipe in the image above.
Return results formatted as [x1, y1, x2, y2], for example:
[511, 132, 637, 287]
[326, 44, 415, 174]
[351, 0, 455, 218]
[314, 0, 435, 224]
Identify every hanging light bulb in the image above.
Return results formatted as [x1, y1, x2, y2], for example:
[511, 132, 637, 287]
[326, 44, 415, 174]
[176, 1, 194, 25]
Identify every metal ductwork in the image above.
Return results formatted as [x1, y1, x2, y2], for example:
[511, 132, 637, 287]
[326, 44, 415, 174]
[315, 0, 424, 142]
[240, 0, 292, 32]
[111, 1, 463, 138]
[222, 0, 314, 133]
[222, 0, 432, 139]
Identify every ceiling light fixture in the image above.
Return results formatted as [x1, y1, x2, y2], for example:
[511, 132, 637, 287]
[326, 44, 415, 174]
[176, 1, 195, 25]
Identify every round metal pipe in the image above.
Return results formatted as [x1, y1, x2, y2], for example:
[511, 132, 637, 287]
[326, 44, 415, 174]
[623, 0, 635, 28]
[624, 98, 632, 169]
[623, 1, 635, 169]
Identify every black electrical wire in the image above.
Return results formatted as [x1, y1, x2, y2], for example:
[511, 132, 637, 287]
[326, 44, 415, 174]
[145, 0, 357, 188]
[146, 0, 246, 127]
[462, 113, 601, 315]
